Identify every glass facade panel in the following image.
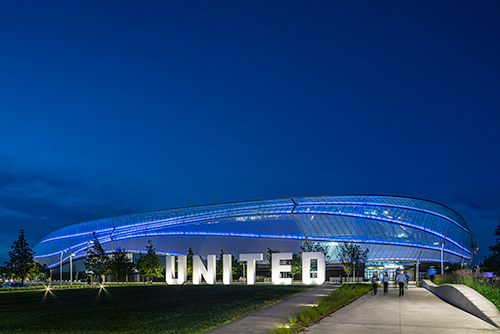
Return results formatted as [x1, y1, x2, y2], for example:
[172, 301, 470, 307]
[34, 195, 474, 268]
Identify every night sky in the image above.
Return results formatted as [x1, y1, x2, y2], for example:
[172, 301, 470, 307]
[1, 1, 499, 265]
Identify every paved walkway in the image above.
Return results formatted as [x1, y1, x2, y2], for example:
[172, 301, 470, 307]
[206, 284, 338, 334]
[304, 285, 500, 334]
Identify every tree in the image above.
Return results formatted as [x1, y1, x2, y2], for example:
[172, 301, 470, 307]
[4, 230, 35, 286]
[217, 249, 224, 276]
[186, 247, 194, 280]
[290, 252, 302, 279]
[0, 266, 7, 282]
[302, 242, 330, 257]
[136, 239, 164, 283]
[28, 262, 49, 284]
[110, 246, 135, 283]
[483, 222, 500, 275]
[337, 243, 369, 282]
[216, 249, 240, 279]
[266, 247, 280, 273]
[232, 256, 242, 276]
[84, 232, 111, 282]
[341, 263, 352, 281]
[290, 242, 330, 280]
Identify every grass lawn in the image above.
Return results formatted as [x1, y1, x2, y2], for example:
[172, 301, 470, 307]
[0, 284, 314, 333]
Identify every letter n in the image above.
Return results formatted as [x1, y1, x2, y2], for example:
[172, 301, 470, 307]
[193, 255, 216, 285]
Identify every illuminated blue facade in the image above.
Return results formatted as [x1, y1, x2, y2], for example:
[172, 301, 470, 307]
[33, 195, 474, 269]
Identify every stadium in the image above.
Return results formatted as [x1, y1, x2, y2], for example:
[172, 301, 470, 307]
[33, 195, 474, 282]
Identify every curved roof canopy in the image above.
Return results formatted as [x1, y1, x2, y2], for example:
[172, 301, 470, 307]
[34, 195, 474, 268]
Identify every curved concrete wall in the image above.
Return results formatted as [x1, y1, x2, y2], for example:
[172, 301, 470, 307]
[419, 279, 500, 328]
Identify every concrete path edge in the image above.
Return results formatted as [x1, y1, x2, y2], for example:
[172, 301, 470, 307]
[419, 279, 500, 328]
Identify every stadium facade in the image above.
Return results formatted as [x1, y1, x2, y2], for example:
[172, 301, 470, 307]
[33, 195, 474, 280]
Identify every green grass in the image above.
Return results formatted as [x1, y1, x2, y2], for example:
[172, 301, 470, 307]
[271, 283, 372, 334]
[0, 282, 173, 291]
[435, 270, 500, 311]
[0, 284, 95, 291]
[0, 284, 314, 333]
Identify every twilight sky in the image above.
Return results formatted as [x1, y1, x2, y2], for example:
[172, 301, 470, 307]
[1, 1, 499, 265]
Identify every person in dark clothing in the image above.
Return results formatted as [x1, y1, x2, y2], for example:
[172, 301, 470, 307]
[371, 273, 378, 295]
[395, 271, 407, 297]
[381, 272, 390, 295]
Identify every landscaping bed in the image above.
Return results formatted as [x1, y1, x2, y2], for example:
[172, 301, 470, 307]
[271, 283, 372, 334]
[435, 270, 500, 311]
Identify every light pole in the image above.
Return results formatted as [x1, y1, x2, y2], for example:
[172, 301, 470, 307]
[416, 259, 420, 285]
[60, 251, 63, 284]
[69, 244, 73, 285]
[433, 229, 448, 277]
[432, 242, 445, 277]
[416, 250, 422, 285]
[70, 252, 73, 285]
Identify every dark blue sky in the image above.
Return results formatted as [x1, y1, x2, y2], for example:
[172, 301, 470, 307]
[1, 1, 499, 265]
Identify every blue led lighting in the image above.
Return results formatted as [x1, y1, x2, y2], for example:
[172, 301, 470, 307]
[33, 195, 474, 267]
[34, 231, 306, 259]
[295, 209, 471, 255]
[44, 249, 186, 269]
[306, 237, 469, 259]
[294, 201, 470, 233]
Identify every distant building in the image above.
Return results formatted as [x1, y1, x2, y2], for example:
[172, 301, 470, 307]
[34, 195, 474, 281]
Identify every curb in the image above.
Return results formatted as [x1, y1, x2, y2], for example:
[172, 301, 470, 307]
[419, 279, 500, 328]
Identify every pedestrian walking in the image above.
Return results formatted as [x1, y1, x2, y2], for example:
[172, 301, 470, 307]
[395, 270, 407, 297]
[427, 266, 437, 282]
[381, 272, 390, 295]
[404, 271, 410, 290]
[371, 273, 378, 296]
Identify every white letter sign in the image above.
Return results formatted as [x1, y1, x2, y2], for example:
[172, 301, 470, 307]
[193, 254, 216, 285]
[302, 252, 325, 285]
[165, 255, 186, 285]
[272, 252, 292, 285]
[223, 254, 232, 285]
[240, 253, 263, 285]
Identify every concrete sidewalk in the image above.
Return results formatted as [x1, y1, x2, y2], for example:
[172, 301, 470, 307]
[304, 285, 500, 334]
[205, 284, 338, 334]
